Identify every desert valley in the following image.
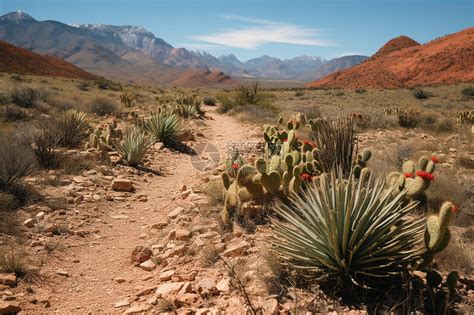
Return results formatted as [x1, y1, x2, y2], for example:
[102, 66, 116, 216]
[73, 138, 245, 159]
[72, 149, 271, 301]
[0, 4, 473, 315]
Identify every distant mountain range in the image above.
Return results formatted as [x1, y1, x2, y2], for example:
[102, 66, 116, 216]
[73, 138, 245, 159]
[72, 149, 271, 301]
[306, 27, 474, 89]
[0, 11, 368, 84]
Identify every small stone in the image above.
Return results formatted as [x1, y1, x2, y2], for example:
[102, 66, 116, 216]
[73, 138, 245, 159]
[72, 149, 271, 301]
[151, 221, 167, 230]
[123, 304, 152, 314]
[0, 301, 21, 314]
[56, 270, 70, 277]
[223, 241, 250, 257]
[155, 282, 185, 298]
[111, 179, 133, 192]
[74, 196, 83, 204]
[449, 148, 457, 153]
[114, 299, 130, 308]
[114, 277, 126, 283]
[180, 184, 187, 192]
[168, 206, 184, 219]
[0, 274, 16, 287]
[131, 246, 152, 264]
[159, 270, 175, 281]
[181, 190, 191, 199]
[23, 218, 35, 228]
[175, 229, 191, 240]
[262, 298, 279, 315]
[139, 260, 156, 271]
[216, 277, 231, 293]
[36, 211, 45, 219]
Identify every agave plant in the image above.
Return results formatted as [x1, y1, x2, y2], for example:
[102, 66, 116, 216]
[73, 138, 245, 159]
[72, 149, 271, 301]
[113, 128, 150, 167]
[144, 110, 183, 146]
[271, 172, 425, 287]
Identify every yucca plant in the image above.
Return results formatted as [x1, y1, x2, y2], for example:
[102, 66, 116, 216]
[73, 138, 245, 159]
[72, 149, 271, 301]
[144, 110, 183, 146]
[112, 128, 151, 167]
[56, 109, 90, 148]
[271, 172, 425, 287]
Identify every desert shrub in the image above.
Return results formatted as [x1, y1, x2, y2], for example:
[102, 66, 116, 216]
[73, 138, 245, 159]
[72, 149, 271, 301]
[398, 110, 420, 128]
[89, 97, 118, 116]
[112, 128, 151, 167]
[227, 104, 277, 123]
[461, 86, 474, 99]
[0, 132, 36, 190]
[77, 80, 92, 91]
[271, 172, 424, 288]
[0, 246, 29, 277]
[0, 105, 27, 122]
[0, 93, 10, 105]
[217, 82, 274, 113]
[456, 155, 474, 169]
[309, 117, 357, 177]
[45, 95, 82, 111]
[412, 88, 430, 99]
[29, 121, 62, 168]
[294, 91, 305, 97]
[96, 78, 122, 91]
[10, 86, 39, 108]
[55, 110, 90, 148]
[355, 88, 367, 94]
[203, 96, 216, 106]
[420, 112, 438, 125]
[59, 154, 95, 175]
[433, 117, 455, 133]
[144, 111, 183, 146]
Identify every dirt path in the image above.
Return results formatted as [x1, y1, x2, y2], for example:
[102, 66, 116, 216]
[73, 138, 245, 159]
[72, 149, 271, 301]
[25, 107, 258, 313]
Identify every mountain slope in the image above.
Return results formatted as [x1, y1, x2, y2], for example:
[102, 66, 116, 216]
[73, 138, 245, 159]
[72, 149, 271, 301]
[306, 28, 474, 89]
[0, 40, 95, 78]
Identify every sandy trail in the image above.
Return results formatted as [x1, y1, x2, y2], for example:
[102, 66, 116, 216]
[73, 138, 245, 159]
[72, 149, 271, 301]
[26, 107, 258, 313]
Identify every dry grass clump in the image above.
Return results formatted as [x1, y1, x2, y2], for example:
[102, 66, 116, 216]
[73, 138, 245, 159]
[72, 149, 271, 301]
[0, 246, 29, 277]
[200, 243, 220, 267]
[227, 104, 277, 124]
[201, 178, 225, 205]
[0, 105, 28, 122]
[89, 97, 118, 116]
[10, 85, 41, 108]
[0, 132, 36, 191]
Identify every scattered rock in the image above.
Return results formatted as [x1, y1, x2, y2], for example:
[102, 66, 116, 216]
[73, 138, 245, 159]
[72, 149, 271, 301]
[223, 240, 250, 257]
[159, 270, 175, 281]
[216, 277, 231, 294]
[23, 218, 35, 228]
[155, 282, 185, 298]
[262, 298, 279, 315]
[131, 246, 152, 264]
[123, 303, 152, 314]
[0, 301, 21, 314]
[168, 206, 184, 219]
[56, 270, 70, 277]
[139, 260, 156, 271]
[114, 299, 130, 308]
[175, 229, 191, 240]
[111, 179, 133, 192]
[0, 274, 16, 287]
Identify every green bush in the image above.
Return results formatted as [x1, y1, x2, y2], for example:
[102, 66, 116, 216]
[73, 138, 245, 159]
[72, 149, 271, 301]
[30, 121, 62, 168]
[96, 78, 122, 91]
[55, 110, 90, 148]
[113, 128, 151, 167]
[271, 172, 424, 287]
[89, 97, 118, 116]
[144, 110, 183, 146]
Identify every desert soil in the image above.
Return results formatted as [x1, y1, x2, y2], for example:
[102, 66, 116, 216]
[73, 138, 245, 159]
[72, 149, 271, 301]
[20, 106, 260, 313]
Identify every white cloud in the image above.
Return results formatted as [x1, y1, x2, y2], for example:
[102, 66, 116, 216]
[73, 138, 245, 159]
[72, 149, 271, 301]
[191, 15, 333, 49]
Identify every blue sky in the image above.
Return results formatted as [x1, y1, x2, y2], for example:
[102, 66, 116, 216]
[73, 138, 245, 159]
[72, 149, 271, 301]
[1, 0, 472, 61]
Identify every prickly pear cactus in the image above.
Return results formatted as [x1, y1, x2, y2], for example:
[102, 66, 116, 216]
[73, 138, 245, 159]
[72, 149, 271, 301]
[417, 202, 460, 269]
[387, 156, 437, 206]
[85, 121, 123, 151]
